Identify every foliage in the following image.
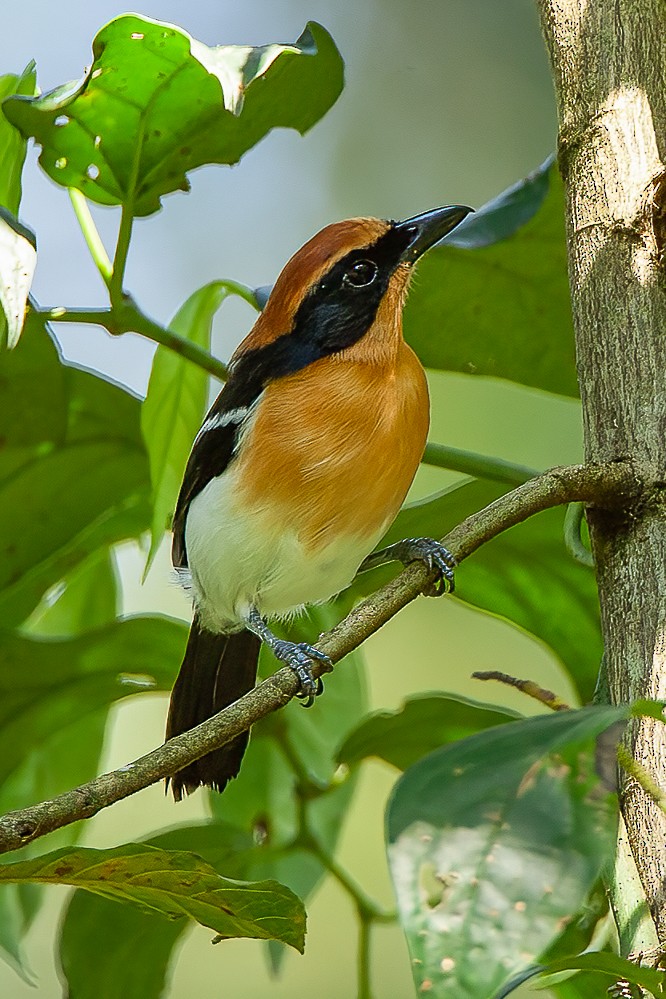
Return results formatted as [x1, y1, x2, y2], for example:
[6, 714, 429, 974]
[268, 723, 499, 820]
[0, 11, 660, 999]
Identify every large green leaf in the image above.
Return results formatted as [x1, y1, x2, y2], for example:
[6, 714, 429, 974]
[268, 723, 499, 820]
[0, 547, 120, 979]
[0, 615, 183, 978]
[404, 162, 577, 397]
[0, 306, 66, 446]
[23, 547, 119, 637]
[61, 892, 183, 999]
[141, 281, 248, 573]
[354, 479, 602, 702]
[0, 64, 36, 215]
[0, 615, 186, 798]
[0, 313, 151, 625]
[59, 822, 258, 999]
[3, 16, 343, 216]
[338, 693, 520, 771]
[386, 705, 624, 999]
[0, 843, 305, 951]
[445, 156, 552, 250]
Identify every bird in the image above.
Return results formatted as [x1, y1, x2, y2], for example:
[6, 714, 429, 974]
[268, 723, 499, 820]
[166, 203, 473, 800]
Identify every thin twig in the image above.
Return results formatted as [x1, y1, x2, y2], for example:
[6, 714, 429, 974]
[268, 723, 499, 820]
[472, 670, 571, 711]
[39, 302, 229, 382]
[0, 460, 641, 855]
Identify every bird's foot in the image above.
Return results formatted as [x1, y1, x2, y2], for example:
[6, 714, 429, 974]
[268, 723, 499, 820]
[393, 537, 456, 596]
[271, 640, 330, 707]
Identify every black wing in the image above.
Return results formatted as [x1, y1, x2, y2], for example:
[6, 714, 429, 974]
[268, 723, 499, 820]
[171, 371, 261, 570]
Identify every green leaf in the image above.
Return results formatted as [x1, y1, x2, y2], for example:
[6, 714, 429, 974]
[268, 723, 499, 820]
[0, 441, 148, 626]
[141, 281, 244, 574]
[0, 544, 119, 979]
[0, 551, 120, 821]
[0, 615, 186, 799]
[338, 693, 521, 771]
[3, 16, 343, 216]
[24, 547, 118, 637]
[357, 479, 602, 702]
[507, 952, 666, 996]
[386, 705, 624, 999]
[0, 614, 182, 980]
[543, 950, 665, 989]
[0, 63, 37, 214]
[0, 843, 306, 951]
[61, 892, 182, 999]
[446, 156, 553, 250]
[59, 822, 257, 999]
[0, 313, 151, 626]
[0, 208, 36, 349]
[404, 162, 577, 397]
[0, 882, 36, 983]
[536, 969, 621, 997]
[0, 306, 67, 446]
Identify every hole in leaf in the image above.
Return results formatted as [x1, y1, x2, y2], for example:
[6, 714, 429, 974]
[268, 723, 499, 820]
[54, 115, 69, 127]
[86, 164, 100, 180]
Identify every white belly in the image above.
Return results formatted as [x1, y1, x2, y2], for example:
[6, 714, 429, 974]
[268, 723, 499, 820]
[184, 468, 384, 633]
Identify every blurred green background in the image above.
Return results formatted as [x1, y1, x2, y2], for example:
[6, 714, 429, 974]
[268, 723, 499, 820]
[0, 1, 584, 996]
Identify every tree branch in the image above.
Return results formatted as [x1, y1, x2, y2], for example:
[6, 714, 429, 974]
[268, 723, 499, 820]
[0, 460, 639, 856]
[39, 301, 230, 382]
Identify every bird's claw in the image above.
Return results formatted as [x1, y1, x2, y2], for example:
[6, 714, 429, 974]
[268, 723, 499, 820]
[400, 537, 456, 596]
[272, 640, 330, 707]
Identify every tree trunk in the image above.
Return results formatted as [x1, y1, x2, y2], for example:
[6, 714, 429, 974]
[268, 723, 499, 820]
[536, 0, 666, 946]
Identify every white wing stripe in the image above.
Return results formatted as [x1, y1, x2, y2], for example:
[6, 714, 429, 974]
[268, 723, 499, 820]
[194, 407, 248, 444]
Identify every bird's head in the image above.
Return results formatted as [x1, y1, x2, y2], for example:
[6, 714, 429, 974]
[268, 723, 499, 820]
[234, 205, 472, 371]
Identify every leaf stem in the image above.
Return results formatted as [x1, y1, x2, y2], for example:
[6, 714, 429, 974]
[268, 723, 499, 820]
[422, 442, 537, 485]
[39, 302, 229, 382]
[109, 121, 144, 306]
[358, 914, 372, 999]
[213, 279, 263, 312]
[302, 828, 394, 923]
[109, 204, 134, 307]
[563, 501, 594, 567]
[68, 189, 113, 287]
[278, 727, 392, 920]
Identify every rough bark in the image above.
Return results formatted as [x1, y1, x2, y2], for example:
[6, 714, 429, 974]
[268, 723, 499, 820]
[536, 0, 666, 945]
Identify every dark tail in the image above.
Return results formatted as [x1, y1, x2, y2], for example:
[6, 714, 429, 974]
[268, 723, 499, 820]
[166, 615, 261, 800]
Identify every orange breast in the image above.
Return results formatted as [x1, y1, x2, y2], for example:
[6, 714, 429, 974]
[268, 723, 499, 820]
[235, 342, 429, 551]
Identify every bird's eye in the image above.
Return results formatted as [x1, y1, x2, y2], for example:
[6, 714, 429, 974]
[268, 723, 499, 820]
[343, 259, 378, 288]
